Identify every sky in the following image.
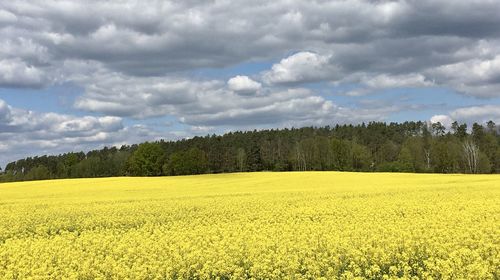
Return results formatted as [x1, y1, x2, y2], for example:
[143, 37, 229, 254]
[1, 0, 500, 168]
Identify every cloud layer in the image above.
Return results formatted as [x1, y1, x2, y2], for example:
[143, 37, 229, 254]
[1, 1, 500, 95]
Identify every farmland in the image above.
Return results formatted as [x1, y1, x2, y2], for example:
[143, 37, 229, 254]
[0, 172, 499, 279]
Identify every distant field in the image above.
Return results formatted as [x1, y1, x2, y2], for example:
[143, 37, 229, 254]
[0, 172, 499, 279]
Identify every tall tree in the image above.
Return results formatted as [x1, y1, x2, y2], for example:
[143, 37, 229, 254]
[486, 120, 496, 135]
[462, 139, 479, 174]
[127, 142, 165, 176]
[236, 148, 246, 172]
[164, 147, 208, 176]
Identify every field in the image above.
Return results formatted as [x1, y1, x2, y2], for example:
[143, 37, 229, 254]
[0, 172, 499, 279]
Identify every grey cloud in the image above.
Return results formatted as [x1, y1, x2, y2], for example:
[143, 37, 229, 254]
[1, 1, 288, 75]
[180, 96, 332, 126]
[180, 95, 395, 127]
[73, 69, 216, 118]
[427, 55, 500, 98]
[71, 66, 398, 128]
[0, 99, 12, 122]
[332, 36, 478, 75]
[2, 0, 500, 79]
[390, 1, 500, 38]
[0, 0, 499, 98]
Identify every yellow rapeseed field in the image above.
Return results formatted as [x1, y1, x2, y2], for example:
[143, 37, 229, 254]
[0, 172, 499, 279]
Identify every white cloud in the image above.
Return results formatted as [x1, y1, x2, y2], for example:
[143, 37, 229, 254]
[176, 86, 395, 127]
[0, 105, 123, 137]
[0, 99, 12, 122]
[430, 105, 500, 129]
[0, 38, 50, 64]
[342, 73, 434, 96]
[263, 52, 337, 84]
[227, 75, 261, 95]
[430, 114, 453, 128]
[450, 105, 500, 123]
[71, 65, 395, 128]
[0, 9, 16, 23]
[362, 73, 433, 89]
[0, 58, 47, 87]
[429, 55, 500, 98]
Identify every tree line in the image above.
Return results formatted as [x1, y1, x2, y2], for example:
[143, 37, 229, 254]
[1, 121, 499, 182]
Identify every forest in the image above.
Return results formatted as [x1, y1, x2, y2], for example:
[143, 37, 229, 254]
[1, 120, 499, 182]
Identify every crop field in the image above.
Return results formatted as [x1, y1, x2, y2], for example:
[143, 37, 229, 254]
[0, 172, 499, 279]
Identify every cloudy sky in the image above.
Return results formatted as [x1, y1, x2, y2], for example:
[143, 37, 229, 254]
[1, 0, 500, 167]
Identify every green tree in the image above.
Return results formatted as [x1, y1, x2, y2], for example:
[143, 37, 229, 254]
[432, 138, 461, 173]
[164, 147, 208, 175]
[398, 137, 425, 172]
[472, 123, 485, 144]
[236, 148, 246, 172]
[331, 138, 351, 171]
[246, 144, 263, 171]
[72, 156, 102, 178]
[494, 147, 500, 173]
[486, 120, 496, 135]
[477, 152, 491, 174]
[127, 142, 165, 176]
[431, 122, 446, 136]
[480, 134, 498, 173]
[398, 146, 414, 172]
[350, 142, 372, 171]
[24, 165, 50, 181]
[451, 121, 467, 139]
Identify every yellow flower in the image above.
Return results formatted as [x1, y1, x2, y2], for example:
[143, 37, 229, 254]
[0, 172, 498, 279]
